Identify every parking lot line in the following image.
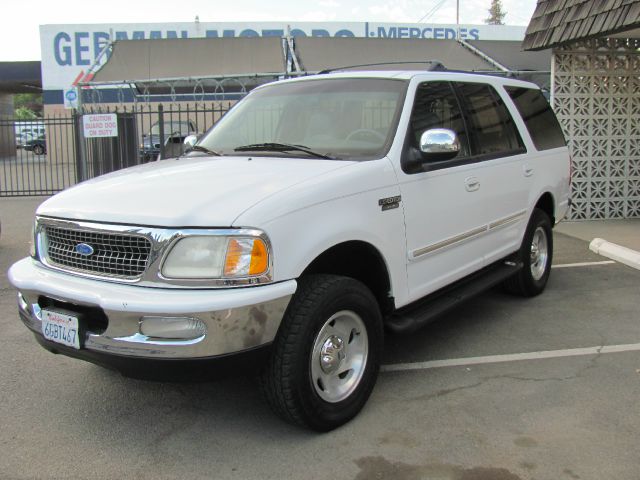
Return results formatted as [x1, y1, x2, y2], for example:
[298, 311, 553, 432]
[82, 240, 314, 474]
[381, 343, 640, 372]
[552, 260, 616, 268]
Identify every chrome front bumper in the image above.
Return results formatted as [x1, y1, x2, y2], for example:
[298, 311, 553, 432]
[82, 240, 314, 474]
[9, 258, 296, 360]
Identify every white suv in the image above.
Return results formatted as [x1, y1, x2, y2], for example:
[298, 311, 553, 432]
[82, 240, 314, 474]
[9, 70, 570, 431]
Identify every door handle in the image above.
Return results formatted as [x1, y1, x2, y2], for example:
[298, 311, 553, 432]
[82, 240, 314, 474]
[523, 165, 534, 177]
[465, 176, 480, 192]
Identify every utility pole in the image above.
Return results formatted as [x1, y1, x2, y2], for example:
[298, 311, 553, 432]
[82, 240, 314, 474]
[456, 0, 460, 38]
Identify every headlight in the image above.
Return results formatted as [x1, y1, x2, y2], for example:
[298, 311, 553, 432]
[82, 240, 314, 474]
[161, 235, 270, 279]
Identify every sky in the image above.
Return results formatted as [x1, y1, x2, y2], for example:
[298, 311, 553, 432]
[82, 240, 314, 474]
[2, 0, 537, 61]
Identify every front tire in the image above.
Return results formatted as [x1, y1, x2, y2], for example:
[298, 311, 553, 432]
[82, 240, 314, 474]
[33, 144, 45, 155]
[504, 208, 553, 297]
[260, 274, 383, 431]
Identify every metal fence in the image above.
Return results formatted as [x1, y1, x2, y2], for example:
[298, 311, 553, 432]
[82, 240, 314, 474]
[0, 115, 78, 196]
[0, 102, 234, 197]
[78, 102, 233, 181]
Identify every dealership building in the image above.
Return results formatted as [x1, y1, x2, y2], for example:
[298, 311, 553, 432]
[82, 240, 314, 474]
[39, 21, 539, 111]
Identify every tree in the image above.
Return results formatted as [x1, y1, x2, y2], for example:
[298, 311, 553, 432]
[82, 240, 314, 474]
[485, 0, 507, 25]
[15, 107, 38, 120]
[14, 93, 43, 119]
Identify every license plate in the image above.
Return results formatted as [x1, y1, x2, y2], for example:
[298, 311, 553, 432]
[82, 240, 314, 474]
[42, 309, 80, 350]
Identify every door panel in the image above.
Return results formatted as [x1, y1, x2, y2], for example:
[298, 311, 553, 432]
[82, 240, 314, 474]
[400, 163, 489, 302]
[453, 82, 528, 265]
[473, 155, 528, 264]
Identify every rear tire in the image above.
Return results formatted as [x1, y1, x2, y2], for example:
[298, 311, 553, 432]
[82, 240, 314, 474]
[260, 274, 383, 431]
[504, 208, 553, 297]
[33, 144, 45, 155]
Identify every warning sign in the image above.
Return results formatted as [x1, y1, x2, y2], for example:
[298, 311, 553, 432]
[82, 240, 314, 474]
[83, 114, 118, 138]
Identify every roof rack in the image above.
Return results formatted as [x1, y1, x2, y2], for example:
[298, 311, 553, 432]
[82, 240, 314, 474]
[318, 61, 446, 75]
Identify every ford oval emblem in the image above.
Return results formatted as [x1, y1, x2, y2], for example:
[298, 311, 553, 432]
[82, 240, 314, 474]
[75, 243, 95, 256]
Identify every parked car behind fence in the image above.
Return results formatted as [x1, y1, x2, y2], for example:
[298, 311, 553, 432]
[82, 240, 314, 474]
[23, 136, 46, 155]
[139, 120, 196, 161]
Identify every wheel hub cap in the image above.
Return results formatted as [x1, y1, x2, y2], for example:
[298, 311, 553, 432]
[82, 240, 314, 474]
[320, 335, 345, 374]
[310, 310, 369, 403]
[530, 226, 548, 281]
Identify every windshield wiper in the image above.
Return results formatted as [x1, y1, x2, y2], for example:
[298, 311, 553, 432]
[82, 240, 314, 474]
[234, 142, 336, 160]
[186, 145, 222, 156]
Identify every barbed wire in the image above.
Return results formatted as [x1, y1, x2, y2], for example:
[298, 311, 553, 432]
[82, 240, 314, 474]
[79, 74, 283, 109]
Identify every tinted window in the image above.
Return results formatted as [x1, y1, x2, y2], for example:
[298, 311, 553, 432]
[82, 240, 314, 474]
[506, 87, 567, 150]
[410, 81, 470, 158]
[455, 82, 524, 156]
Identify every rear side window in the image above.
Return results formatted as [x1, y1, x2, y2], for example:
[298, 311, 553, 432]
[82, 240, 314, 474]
[505, 87, 566, 150]
[454, 82, 524, 157]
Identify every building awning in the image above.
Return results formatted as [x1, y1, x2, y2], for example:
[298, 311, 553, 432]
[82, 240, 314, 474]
[468, 40, 550, 71]
[293, 38, 496, 72]
[85, 36, 553, 97]
[0, 61, 41, 93]
[91, 37, 286, 84]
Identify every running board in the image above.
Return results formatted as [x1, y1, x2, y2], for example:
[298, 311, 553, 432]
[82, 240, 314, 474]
[386, 258, 522, 334]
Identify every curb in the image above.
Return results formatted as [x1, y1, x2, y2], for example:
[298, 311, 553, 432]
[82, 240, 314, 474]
[589, 238, 640, 271]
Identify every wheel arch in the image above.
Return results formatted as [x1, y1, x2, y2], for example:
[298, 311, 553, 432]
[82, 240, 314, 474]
[301, 240, 394, 315]
[534, 192, 555, 225]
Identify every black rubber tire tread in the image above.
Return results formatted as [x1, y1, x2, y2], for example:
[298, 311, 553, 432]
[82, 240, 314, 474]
[504, 208, 553, 297]
[260, 274, 383, 431]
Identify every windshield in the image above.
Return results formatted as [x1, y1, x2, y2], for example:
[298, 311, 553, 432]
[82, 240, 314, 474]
[197, 78, 408, 160]
[150, 121, 193, 136]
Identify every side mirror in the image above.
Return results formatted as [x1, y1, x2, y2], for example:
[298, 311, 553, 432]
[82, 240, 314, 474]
[419, 128, 460, 161]
[183, 134, 199, 149]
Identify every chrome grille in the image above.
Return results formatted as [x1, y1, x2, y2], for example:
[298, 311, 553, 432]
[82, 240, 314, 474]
[44, 226, 151, 278]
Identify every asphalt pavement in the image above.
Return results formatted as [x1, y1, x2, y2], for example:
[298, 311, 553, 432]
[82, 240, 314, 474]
[1, 196, 639, 480]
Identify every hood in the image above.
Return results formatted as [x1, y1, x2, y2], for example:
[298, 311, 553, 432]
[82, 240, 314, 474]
[37, 155, 354, 227]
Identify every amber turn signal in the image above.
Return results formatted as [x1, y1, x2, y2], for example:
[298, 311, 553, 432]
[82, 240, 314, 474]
[224, 238, 269, 277]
